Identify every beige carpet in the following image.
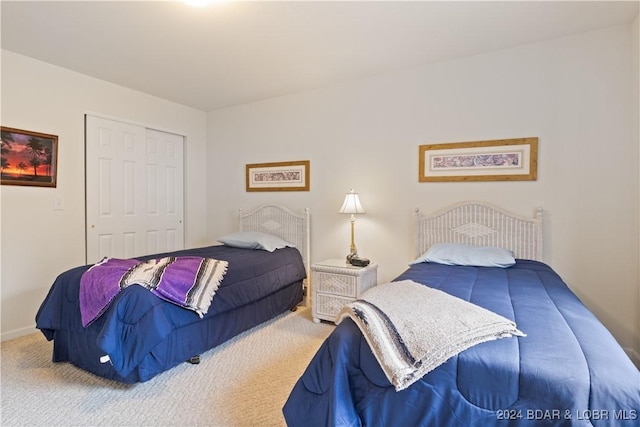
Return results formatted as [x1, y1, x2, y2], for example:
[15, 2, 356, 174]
[0, 307, 333, 427]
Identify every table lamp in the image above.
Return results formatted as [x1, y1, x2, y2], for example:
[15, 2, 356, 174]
[339, 189, 365, 263]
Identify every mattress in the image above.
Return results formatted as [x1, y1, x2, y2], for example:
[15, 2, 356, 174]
[283, 260, 640, 426]
[36, 245, 305, 383]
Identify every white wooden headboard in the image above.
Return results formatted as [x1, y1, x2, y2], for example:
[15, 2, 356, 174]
[238, 204, 311, 272]
[415, 201, 543, 261]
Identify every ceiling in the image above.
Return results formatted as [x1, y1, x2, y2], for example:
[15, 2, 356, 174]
[2, 1, 638, 112]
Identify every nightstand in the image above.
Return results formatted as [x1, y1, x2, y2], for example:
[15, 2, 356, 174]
[311, 259, 378, 324]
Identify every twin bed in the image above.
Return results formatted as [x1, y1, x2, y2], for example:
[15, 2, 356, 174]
[284, 202, 640, 426]
[36, 204, 309, 383]
[36, 201, 639, 426]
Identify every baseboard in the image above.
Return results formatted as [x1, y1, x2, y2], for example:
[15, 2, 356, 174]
[1, 325, 36, 342]
[624, 347, 640, 369]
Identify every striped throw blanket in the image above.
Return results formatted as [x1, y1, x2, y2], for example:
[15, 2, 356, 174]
[336, 280, 525, 391]
[80, 256, 228, 327]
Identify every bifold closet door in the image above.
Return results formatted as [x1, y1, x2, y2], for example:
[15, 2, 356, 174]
[144, 128, 184, 256]
[85, 115, 184, 264]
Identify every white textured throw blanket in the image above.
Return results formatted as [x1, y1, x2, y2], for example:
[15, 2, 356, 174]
[336, 280, 525, 391]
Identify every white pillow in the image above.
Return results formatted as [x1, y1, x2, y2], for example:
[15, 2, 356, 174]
[217, 231, 295, 252]
[410, 243, 515, 268]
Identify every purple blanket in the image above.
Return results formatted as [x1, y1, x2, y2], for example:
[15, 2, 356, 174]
[80, 256, 228, 327]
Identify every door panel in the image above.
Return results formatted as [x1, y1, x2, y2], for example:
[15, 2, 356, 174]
[145, 128, 184, 255]
[86, 116, 184, 264]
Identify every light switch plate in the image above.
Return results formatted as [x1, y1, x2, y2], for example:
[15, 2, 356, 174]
[53, 197, 65, 210]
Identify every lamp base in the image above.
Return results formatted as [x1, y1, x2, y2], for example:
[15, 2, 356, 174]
[346, 252, 357, 264]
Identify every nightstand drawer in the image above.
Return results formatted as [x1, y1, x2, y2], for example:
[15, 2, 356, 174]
[315, 293, 353, 319]
[315, 272, 356, 297]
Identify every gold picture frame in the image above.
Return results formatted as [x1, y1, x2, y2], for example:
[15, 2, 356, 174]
[419, 137, 538, 182]
[1, 126, 58, 187]
[246, 160, 310, 192]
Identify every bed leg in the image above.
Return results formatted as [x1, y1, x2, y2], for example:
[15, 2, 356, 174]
[187, 355, 200, 364]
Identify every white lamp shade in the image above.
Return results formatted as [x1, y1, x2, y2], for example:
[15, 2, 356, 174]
[339, 190, 365, 214]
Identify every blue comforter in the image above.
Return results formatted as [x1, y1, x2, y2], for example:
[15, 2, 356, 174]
[36, 245, 305, 383]
[284, 260, 640, 426]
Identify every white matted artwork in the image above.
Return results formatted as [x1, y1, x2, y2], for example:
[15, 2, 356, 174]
[419, 137, 538, 182]
[246, 160, 310, 192]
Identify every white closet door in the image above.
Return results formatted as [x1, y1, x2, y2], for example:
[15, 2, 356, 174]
[85, 115, 184, 264]
[144, 128, 184, 255]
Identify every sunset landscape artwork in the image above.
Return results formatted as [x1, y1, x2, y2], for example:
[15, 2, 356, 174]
[1, 127, 58, 187]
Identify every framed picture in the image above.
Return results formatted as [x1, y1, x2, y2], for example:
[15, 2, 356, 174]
[1, 127, 58, 187]
[419, 137, 538, 182]
[246, 160, 310, 192]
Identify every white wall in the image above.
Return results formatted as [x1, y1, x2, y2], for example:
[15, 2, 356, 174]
[0, 51, 209, 340]
[207, 24, 639, 354]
